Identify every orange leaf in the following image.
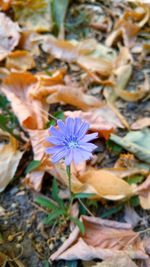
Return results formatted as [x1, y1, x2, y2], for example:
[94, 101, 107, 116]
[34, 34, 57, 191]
[1, 72, 48, 130]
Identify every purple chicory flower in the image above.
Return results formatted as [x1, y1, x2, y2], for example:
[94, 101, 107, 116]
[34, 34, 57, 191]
[45, 117, 98, 166]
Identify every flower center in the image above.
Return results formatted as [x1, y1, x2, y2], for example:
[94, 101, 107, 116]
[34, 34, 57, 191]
[68, 140, 78, 149]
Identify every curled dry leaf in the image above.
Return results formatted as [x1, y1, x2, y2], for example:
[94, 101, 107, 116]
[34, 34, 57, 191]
[115, 71, 150, 102]
[136, 175, 150, 210]
[1, 72, 48, 130]
[29, 69, 66, 99]
[0, 137, 23, 193]
[78, 169, 133, 200]
[50, 215, 147, 261]
[106, 4, 149, 48]
[131, 117, 150, 130]
[46, 85, 102, 111]
[6, 50, 35, 71]
[19, 31, 42, 56]
[0, 12, 20, 61]
[106, 19, 139, 48]
[42, 36, 116, 81]
[65, 104, 128, 139]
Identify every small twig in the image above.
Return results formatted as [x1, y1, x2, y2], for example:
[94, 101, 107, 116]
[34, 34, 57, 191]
[78, 198, 95, 217]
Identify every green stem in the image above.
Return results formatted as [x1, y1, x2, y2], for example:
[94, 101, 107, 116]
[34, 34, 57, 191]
[66, 165, 71, 194]
[66, 165, 74, 211]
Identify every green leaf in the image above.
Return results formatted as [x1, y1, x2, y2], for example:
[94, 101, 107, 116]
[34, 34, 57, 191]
[43, 209, 65, 224]
[0, 95, 9, 110]
[35, 196, 58, 210]
[52, 178, 65, 208]
[73, 193, 96, 200]
[110, 129, 150, 163]
[0, 115, 9, 132]
[130, 196, 140, 207]
[101, 204, 124, 219]
[54, 111, 64, 120]
[46, 111, 64, 127]
[70, 217, 85, 235]
[51, 0, 70, 35]
[106, 139, 122, 154]
[127, 175, 144, 185]
[25, 160, 41, 174]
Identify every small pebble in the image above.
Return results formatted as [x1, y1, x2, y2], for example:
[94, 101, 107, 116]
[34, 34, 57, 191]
[49, 243, 54, 251]
[11, 203, 18, 208]
[8, 235, 14, 242]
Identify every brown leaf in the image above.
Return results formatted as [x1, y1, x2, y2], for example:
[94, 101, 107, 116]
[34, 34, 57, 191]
[77, 56, 113, 78]
[106, 19, 139, 48]
[0, 12, 20, 61]
[78, 169, 133, 200]
[1, 72, 48, 130]
[113, 48, 149, 101]
[0, 138, 23, 192]
[6, 50, 35, 71]
[136, 175, 150, 209]
[46, 85, 101, 111]
[65, 104, 128, 137]
[42, 35, 80, 62]
[131, 118, 150, 130]
[50, 215, 147, 261]
[29, 70, 66, 99]
[18, 31, 42, 56]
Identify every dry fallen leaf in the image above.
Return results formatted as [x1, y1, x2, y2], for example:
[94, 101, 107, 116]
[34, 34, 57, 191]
[0, 12, 20, 61]
[6, 50, 35, 71]
[42, 36, 116, 81]
[0, 138, 23, 193]
[50, 215, 147, 261]
[1, 72, 48, 130]
[78, 169, 134, 200]
[131, 117, 150, 130]
[136, 175, 150, 210]
[65, 104, 128, 138]
[106, 4, 149, 48]
[46, 85, 102, 111]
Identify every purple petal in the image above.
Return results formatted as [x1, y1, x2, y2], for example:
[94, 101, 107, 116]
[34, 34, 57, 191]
[73, 148, 92, 164]
[78, 142, 97, 152]
[45, 145, 64, 155]
[65, 150, 73, 166]
[46, 136, 64, 145]
[57, 120, 66, 133]
[51, 148, 68, 163]
[66, 117, 75, 136]
[76, 121, 90, 140]
[80, 132, 98, 143]
[49, 125, 61, 138]
[74, 118, 82, 134]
